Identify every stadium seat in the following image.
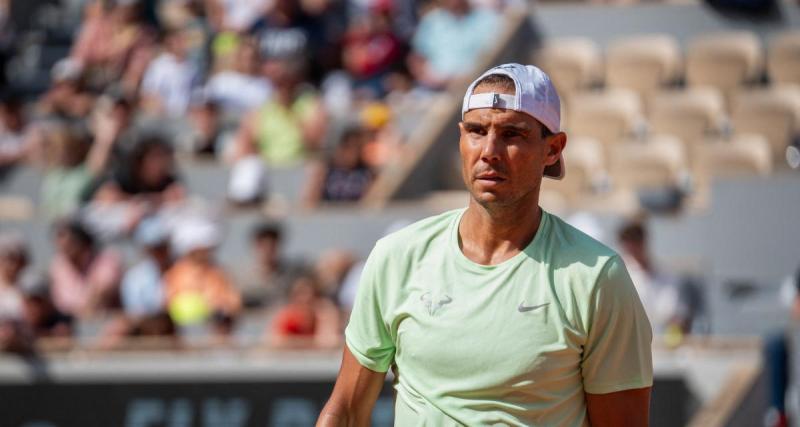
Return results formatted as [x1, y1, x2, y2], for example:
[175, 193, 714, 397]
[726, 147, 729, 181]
[609, 134, 687, 190]
[686, 31, 763, 97]
[566, 88, 644, 148]
[552, 136, 606, 201]
[731, 84, 800, 160]
[648, 87, 726, 155]
[767, 30, 800, 84]
[696, 134, 772, 179]
[534, 37, 602, 96]
[605, 34, 682, 97]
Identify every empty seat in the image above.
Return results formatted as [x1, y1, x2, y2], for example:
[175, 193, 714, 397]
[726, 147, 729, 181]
[696, 134, 772, 178]
[606, 34, 682, 96]
[557, 136, 606, 199]
[768, 30, 800, 84]
[567, 88, 644, 147]
[609, 134, 687, 190]
[649, 87, 726, 150]
[731, 84, 800, 159]
[534, 37, 602, 96]
[686, 31, 763, 95]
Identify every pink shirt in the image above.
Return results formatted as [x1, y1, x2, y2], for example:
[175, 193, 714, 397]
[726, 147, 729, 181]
[50, 250, 122, 316]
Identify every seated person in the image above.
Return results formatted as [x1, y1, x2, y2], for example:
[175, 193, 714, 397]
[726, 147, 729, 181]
[408, 0, 499, 90]
[49, 220, 122, 318]
[302, 126, 374, 208]
[231, 57, 327, 166]
[236, 223, 304, 308]
[164, 218, 241, 336]
[268, 274, 341, 349]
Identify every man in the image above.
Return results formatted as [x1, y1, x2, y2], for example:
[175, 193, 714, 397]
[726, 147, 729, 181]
[317, 63, 653, 426]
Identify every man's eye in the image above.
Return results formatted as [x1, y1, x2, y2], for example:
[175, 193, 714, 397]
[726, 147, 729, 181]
[469, 128, 487, 136]
[503, 130, 522, 139]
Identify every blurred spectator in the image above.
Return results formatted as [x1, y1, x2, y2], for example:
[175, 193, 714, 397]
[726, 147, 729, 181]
[341, 4, 404, 98]
[268, 273, 341, 349]
[176, 95, 224, 156]
[35, 59, 95, 122]
[87, 135, 185, 235]
[249, 0, 326, 78]
[140, 27, 199, 117]
[0, 232, 28, 323]
[38, 123, 115, 220]
[207, 0, 270, 33]
[314, 248, 356, 298]
[237, 222, 304, 308]
[49, 220, 123, 318]
[408, 0, 500, 89]
[359, 101, 403, 170]
[618, 219, 689, 334]
[0, 94, 28, 175]
[764, 265, 800, 427]
[0, 233, 32, 354]
[164, 218, 241, 335]
[232, 57, 327, 166]
[71, 0, 155, 91]
[204, 38, 272, 116]
[19, 272, 73, 340]
[121, 216, 171, 317]
[302, 126, 374, 207]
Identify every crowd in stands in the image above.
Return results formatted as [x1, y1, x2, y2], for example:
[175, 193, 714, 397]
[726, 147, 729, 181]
[0, 0, 510, 353]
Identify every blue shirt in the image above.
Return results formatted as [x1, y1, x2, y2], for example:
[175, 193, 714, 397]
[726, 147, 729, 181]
[412, 8, 500, 80]
[121, 258, 165, 317]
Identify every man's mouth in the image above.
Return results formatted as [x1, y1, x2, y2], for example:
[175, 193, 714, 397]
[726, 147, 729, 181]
[475, 173, 505, 182]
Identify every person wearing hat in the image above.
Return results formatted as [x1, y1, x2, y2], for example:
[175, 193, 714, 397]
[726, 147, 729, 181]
[163, 217, 241, 335]
[121, 217, 172, 318]
[317, 64, 652, 426]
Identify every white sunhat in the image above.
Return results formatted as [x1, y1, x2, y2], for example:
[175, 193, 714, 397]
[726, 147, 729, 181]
[461, 63, 565, 180]
[171, 217, 221, 256]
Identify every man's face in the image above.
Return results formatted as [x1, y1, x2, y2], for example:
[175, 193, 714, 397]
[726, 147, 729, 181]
[459, 85, 564, 209]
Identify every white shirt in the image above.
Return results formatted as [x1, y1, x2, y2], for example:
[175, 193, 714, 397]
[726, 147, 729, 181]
[141, 53, 198, 117]
[205, 71, 272, 114]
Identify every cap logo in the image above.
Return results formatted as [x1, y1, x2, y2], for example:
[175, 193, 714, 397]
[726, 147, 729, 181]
[492, 93, 501, 108]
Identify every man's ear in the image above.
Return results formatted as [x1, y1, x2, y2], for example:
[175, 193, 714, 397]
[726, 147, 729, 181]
[544, 132, 567, 167]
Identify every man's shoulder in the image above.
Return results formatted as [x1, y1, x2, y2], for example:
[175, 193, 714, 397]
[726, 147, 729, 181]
[372, 209, 461, 255]
[544, 212, 621, 275]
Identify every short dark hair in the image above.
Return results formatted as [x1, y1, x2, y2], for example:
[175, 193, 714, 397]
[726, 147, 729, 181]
[472, 73, 553, 139]
[251, 223, 282, 242]
[618, 220, 646, 244]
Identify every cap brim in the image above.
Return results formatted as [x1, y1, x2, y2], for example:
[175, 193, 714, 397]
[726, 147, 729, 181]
[543, 155, 565, 180]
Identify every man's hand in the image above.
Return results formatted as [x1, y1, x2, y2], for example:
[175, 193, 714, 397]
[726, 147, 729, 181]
[317, 346, 386, 427]
[586, 387, 651, 427]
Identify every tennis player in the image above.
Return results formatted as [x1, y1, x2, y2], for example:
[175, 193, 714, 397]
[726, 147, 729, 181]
[317, 63, 653, 426]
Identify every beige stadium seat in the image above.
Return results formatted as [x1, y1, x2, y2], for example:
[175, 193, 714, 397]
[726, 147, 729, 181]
[731, 84, 800, 159]
[649, 87, 726, 153]
[686, 31, 763, 95]
[535, 37, 602, 96]
[768, 31, 800, 84]
[544, 136, 606, 201]
[606, 34, 682, 97]
[567, 88, 644, 147]
[696, 134, 772, 179]
[609, 134, 687, 190]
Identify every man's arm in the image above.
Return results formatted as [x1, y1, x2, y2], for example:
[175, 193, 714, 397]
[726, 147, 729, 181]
[586, 387, 651, 427]
[317, 346, 386, 427]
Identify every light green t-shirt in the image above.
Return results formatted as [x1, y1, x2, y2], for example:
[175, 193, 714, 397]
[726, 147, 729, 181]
[256, 92, 317, 166]
[345, 208, 653, 426]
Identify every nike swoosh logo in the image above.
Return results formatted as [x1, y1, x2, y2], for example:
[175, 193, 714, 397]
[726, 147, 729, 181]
[518, 302, 549, 312]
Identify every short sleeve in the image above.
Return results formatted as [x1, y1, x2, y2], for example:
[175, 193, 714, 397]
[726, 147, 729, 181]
[582, 255, 653, 394]
[344, 242, 396, 373]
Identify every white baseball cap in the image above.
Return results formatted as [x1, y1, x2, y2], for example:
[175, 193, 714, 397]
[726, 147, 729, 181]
[462, 63, 564, 180]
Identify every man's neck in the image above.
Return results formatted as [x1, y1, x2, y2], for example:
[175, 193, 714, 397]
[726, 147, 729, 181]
[458, 198, 542, 266]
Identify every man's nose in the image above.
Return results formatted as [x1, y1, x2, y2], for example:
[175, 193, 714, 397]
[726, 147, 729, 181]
[481, 130, 501, 161]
